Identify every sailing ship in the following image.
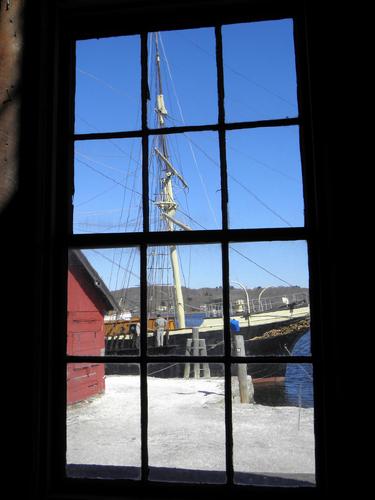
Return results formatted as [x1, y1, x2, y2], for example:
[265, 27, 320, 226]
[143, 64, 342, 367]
[99, 32, 310, 380]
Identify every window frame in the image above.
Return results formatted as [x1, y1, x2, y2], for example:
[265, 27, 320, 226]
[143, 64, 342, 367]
[41, 1, 328, 498]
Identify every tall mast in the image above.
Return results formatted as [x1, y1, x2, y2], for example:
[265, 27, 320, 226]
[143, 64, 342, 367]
[154, 32, 189, 329]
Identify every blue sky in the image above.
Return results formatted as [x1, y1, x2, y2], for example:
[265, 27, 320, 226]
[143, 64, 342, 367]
[83, 240, 308, 294]
[73, 19, 309, 290]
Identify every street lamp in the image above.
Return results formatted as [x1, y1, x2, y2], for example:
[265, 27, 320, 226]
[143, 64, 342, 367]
[258, 286, 272, 312]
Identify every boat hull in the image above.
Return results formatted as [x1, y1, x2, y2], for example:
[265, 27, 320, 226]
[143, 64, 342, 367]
[104, 311, 310, 383]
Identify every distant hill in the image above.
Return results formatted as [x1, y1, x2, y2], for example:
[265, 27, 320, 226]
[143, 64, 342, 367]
[111, 285, 309, 315]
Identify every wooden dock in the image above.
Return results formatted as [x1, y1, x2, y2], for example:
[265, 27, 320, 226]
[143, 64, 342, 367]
[168, 306, 310, 337]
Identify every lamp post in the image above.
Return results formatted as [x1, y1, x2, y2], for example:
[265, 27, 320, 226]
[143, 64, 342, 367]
[258, 286, 271, 312]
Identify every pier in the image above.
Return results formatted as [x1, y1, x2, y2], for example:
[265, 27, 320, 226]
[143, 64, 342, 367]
[169, 305, 310, 337]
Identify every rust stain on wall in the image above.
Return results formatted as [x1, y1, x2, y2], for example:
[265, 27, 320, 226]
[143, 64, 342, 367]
[0, 0, 23, 210]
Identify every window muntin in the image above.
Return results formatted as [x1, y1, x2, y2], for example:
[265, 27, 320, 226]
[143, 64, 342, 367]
[67, 247, 141, 356]
[73, 139, 143, 234]
[75, 35, 141, 134]
[232, 363, 315, 486]
[147, 243, 224, 355]
[147, 363, 226, 483]
[227, 126, 305, 229]
[148, 131, 222, 232]
[147, 28, 218, 128]
[66, 17, 316, 489]
[229, 240, 310, 357]
[66, 363, 141, 479]
[222, 19, 298, 123]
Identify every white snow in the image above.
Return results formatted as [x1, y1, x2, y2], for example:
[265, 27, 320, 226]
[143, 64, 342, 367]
[67, 375, 315, 484]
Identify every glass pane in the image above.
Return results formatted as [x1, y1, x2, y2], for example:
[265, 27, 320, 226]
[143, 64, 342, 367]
[148, 28, 217, 128]
[149, 132, 221, 232]
[73, 138, 142, 234]
[227, 126, 304, 229]
[222, 19, 298, 122]
[66, 364, 141, 479]
[147, 244, 223, 356]
[67, 248, 141, 356]
[75, 35, 141, 133]
[229, 241, 310, 356]
[148, 363, 226, 483]
[232, 363, 315, 486]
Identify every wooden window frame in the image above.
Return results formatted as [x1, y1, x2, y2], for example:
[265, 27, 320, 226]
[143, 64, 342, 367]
[22, 1, 339, 499]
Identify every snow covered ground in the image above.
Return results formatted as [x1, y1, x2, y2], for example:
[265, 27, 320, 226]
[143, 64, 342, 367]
[67, 375, 315, 485]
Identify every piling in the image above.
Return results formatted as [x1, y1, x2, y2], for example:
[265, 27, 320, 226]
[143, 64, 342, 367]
[193, 327, 200, 379]
[234, 335, 250, 404]
[184, 327, 211, 379]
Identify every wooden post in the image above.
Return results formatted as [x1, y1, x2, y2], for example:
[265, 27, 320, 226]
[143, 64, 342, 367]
[199, 339, 211, 378]
[193, 327, 200, 379]
[184, 329, 211, 379]
[234, 335, 250, 404]
[184, 339, 192, 378]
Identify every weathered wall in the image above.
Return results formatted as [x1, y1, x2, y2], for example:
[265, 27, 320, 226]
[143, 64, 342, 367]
[0, 0, 23, 210]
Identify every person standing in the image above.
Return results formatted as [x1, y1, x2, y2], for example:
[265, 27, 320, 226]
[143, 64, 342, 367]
[135, 321, 140, 349]
[154, 314, 167, 347]
[129, 322, 141, 349]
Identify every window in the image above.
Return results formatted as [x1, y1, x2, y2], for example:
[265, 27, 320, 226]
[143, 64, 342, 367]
[42, 1, 329, 498]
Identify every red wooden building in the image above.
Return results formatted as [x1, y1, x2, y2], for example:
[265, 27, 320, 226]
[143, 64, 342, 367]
[67, 250, 119, 404]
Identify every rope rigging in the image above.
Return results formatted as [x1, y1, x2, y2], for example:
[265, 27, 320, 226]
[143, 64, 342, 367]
[75, 30, 302, 315]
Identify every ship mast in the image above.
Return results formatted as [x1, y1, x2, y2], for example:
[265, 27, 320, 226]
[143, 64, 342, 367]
[153, 32, 190, 328]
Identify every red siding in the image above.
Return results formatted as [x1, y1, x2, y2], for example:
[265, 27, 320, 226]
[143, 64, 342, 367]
[67, 269, 106, 404]
[67, 363, 105, 405]
[67, 311, 104, 356]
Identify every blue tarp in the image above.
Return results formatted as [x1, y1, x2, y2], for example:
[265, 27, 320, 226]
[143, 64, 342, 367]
[230, 318, 240, 332]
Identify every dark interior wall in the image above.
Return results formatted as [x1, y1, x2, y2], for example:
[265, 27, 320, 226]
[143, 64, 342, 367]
[1, 1, 55, 495]
[0, 0, 22, 210]
[0, 0, 352, 497]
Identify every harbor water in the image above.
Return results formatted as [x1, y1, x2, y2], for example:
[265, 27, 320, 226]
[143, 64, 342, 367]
[185, 313, 314, 408]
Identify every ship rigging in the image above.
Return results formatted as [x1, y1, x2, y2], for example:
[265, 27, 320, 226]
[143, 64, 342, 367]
[74, 31, 310, 353]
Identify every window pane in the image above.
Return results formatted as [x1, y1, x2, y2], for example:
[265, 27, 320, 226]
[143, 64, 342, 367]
[67, 248, 141, 356]
[75, 35, 141, 133]
[66, 364, 141, 479]
[147, 244, 223, 356]
[148, 363, 226, 483]
[229, 241, 310, 356]
[222, 19, 298, 122]
[73, 139, 142, 234]
[232, 363, 315, 486]
[149, 132, 221, 232]
[148, 28, 217, 128]
[227, 126, 304, 229]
